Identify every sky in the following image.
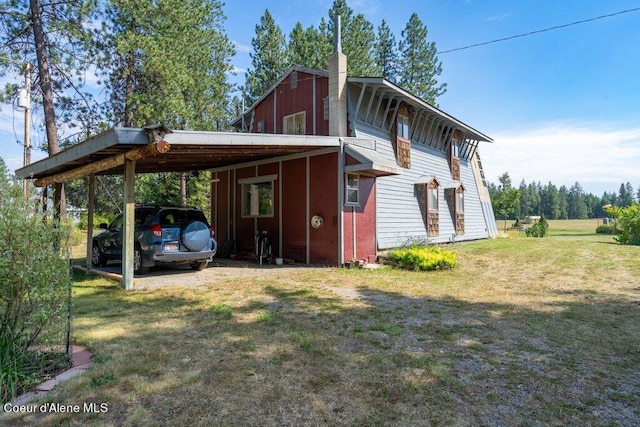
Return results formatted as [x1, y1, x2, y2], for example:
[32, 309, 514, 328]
[2, 0, 640, 196]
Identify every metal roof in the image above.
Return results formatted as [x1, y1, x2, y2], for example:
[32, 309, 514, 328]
[15, 127, 341, 181]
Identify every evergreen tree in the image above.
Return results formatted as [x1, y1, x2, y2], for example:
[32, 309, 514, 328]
[0, 0, 100, 150]
[398, 13, 446, 105]
[102, 0, 234, 129]
[540, 182, 560, 219]
[328, 0, 377, 76]
[558, 185, 569, 219]
[636, 185, 640, 203]
[618, 182, 635, 207]
[287, 23, 328, 70]
[245, 9, 287, 103]
[568, 182, 588, 219]
[100, 0, 234, 206]
[374, 19, 399, 81]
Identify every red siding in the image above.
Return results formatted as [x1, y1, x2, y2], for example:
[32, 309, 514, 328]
[343, 176, 376, 263]
[251, 72, 329, 136]
[214, 171, 231, 245]
[309, 153, 339, 264]
[282, 158, 307, 261]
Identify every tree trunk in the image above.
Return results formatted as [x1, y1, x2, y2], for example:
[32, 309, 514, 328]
[180, 172, 187, 207]
[30, 0, 66, 217]
[124, 51, 135, 127]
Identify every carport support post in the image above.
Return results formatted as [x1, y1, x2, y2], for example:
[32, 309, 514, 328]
[86, 174, 95, 272]
[122, 159, 135, 290]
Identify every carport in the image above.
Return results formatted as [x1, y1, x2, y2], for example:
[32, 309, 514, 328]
[16, 126, 342, 290]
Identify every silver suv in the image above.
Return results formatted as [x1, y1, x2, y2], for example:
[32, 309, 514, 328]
[91, 206, 217, 275]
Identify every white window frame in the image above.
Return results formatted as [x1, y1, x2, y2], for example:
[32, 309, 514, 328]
[283, 111, 306, 135]
[238, 174, 278, 218]
[397, 113, 410, 139]
[345, 173, 359, 206]
[456, 190, 465, 213]
[429, 187, 439, 212]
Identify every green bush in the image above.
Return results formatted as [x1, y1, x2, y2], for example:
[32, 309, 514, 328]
[595, 224, 618, 235]
[0, 178, 72, 402]
[525, 215, 549, 238]
[608, 204, 640, 245]
[388, 245, 457, 271]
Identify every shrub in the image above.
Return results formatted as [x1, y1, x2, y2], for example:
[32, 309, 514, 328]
[608, 204, 640, 245]
[388, 245, 457, 271]
[525, 215, 549, 238]
[0, 178, 72, 402]
[595, 224, 618, 235]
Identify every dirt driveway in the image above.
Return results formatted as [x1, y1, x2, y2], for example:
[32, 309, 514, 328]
[86, 259, 322, 289]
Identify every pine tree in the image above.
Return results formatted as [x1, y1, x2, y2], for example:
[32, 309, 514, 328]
[398, 13, 446, 105]
[374, 19, 399, 81]
[620, 182, 635, 207]
[328, 0, 376, 76]
[245, 9, 288, 103]
[100, 0, 234, 207]
[287, 23, 328, 70]
[102, 0, 234, 129]
[0, 0, 100, 150]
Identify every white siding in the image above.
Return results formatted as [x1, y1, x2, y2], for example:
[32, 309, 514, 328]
[355, 124, 490, 249]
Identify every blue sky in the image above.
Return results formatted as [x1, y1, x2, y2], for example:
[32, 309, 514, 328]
[2, 0, 640, 196]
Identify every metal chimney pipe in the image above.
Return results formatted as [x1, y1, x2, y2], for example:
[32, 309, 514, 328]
[334, 14, 342, 53]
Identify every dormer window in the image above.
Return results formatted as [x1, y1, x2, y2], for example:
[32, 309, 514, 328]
[455, 186, 465, 235]
[395, 109, 411, 168]
[449, 129, 462, 180]
[426, 179, 439, 237]
[397, 114, 410, 139]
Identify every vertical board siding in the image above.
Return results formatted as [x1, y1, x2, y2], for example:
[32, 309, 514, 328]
[355, 124, 490, 249]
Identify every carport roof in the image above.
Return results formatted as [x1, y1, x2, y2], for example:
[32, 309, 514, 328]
[15, 127, 342, 181]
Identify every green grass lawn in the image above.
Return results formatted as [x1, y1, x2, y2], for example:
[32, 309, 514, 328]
[3, 221, 639, 426]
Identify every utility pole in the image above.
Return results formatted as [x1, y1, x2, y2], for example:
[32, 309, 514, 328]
[19, 62, 33, 203]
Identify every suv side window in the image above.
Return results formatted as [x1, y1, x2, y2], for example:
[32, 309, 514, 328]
[136, 208, 155, 226]
[109, 214, 123, 230]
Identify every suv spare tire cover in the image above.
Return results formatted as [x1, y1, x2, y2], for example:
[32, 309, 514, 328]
[182, 221, 210, 251]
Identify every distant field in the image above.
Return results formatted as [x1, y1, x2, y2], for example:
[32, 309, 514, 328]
[496, 218, 604, 236]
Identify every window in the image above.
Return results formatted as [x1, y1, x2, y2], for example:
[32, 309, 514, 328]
[239, 175, 277, 218]
[451, 139, 459, 158]
[426, 180, 439, 237]
[346, 173, 359, 205]
[456, 191, 464, 213]
[397, 114, 409, 139]
[455, 187, 465, 235]
[429, 188, 439, 211]
[283, 111, 306, 135]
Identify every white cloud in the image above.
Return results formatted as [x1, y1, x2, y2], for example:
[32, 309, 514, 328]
[234, 41, 252, 53]
[484, 13, 510, 22]
[479, 121, 640, 194]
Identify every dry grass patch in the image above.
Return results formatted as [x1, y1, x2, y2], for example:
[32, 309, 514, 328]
[3, 223, 639, 426]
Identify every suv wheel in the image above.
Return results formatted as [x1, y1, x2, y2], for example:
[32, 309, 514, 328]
[190, 260, 208, 271]
[134, 246, 149, 275]
[91, 244, 106, 267]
